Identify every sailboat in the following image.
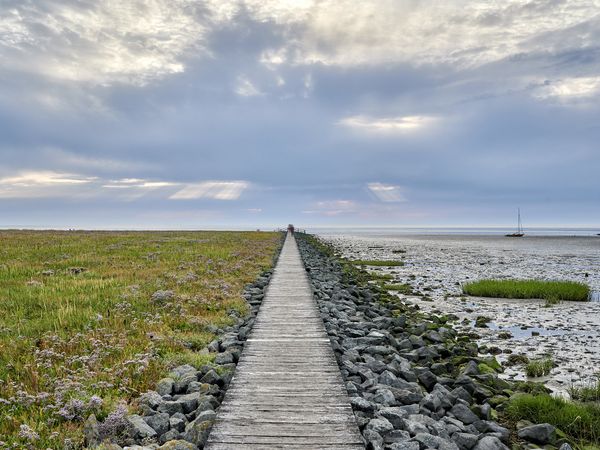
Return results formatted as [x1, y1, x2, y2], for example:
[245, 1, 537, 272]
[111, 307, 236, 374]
[506, 208, 524, 237]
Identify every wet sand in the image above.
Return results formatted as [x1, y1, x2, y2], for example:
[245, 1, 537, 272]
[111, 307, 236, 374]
[321, 233, 600, 397]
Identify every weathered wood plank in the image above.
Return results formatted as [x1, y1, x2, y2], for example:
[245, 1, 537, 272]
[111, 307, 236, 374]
[204, 233, 364, 449]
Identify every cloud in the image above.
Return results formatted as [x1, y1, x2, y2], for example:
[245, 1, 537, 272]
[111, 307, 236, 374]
[303, 200, 358, 216]
[1, 1, 600, 227]
[0, 171, 97, 198]
[338, 115, 435, 133]
[102, 178, 177, 189]
[0, 171, 96, 186]
[534, 77, 600, 100]
[0, 0, 208, 86]
[367, 183, 407, 202]
[169, 181, 249, 200]
[235, 76, 262, 96]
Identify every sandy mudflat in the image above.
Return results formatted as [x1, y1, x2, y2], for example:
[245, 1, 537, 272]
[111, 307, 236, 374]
[322, 233, 600, 396]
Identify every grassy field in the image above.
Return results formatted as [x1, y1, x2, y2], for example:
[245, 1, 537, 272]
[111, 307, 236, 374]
[0, 230, 281, 448]
[462, 279, 590, 302]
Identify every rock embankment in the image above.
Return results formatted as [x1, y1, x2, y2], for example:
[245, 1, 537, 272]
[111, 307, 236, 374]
[296, 234, 521, 450]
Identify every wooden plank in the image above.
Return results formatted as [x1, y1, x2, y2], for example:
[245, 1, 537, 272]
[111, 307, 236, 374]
[204, 233, 364, 450]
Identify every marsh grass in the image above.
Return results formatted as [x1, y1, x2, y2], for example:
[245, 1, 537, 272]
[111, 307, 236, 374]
[462, 279, 590, 302]
[569, 377, 600, 402]
[506, 393, 600, 445]
[383, 283, 413, 294]
[0, 230, 281, 447]
[351, 260, 404, 267]
[525, 357, 554, 377]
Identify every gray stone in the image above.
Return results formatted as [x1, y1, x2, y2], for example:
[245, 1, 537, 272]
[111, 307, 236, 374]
[474, 421, 510, 442]
[214, 351, 235, 365]
[126, 414, 158, 439]
[143, 412, 169, 436]
[517, 423, 556, 445]
[413, 432, 444, 449]
[378, 407, 408, 428]
[403, 419, 429, 436]
[372, 388, 396, 406]
[383, 429, 411, 444]
[157, 440, 199, 450]
[184, 410, 216, 446]
[366, 417, 394, 435]
[173, 373, 198, 394]
[83, 414, 100, 448]
[559, 444, 573, 450]
[388, 442, 420, 450]
[416, 369, 438, 391]
[362, 429, 384, 450]
[199, 369, 221, 385]
[473, 436, 509, 450]
[169, 364, 197, 379]
[380, 370, 415, 390]
[439, 440, 460, 450]
[175, 393, 201, 414]
[450, 403, 479, 425]
[157, 400, 184, 415]
[170, 416, 186, 432]
[453, 432, 479, 450]
[159, 429, 181, 444]
[351, 396, 374, 412]
[156, 378, 175, 396]
[138, 391, 164, 410]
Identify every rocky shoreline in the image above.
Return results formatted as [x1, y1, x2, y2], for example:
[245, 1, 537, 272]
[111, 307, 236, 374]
[295, 233, 569, 450]
[322, 233, 600, 395]
[86, 236, 284, 450]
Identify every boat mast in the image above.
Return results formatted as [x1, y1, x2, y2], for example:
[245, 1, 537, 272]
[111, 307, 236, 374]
[517, 208, 522, 234]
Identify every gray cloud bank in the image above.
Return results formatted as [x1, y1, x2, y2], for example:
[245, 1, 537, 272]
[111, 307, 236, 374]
[1, 0, 600, 228]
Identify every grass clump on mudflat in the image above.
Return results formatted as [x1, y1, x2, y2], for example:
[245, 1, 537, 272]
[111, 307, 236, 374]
[351, 260, 404, 267]
[462, 279, 590, 302]
[0, 230, 281, 447]
[383, 283, 413, 294]
[569, 377, 600, 402]
[525, 357, 554, 377]
[506, 393, 600, 445]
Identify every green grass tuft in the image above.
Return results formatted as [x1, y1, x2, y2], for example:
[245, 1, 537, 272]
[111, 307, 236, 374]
[525, 357, 554, 377]
[506, 393, 600, 444]
[462, 279, 590, 302]
[351, 260, 404, 267]
[383, 283, 413, 294]
[569, 377, 600, 402]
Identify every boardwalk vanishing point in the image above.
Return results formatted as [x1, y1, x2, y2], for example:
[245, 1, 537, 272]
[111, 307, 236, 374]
[205, 232, 364, 449]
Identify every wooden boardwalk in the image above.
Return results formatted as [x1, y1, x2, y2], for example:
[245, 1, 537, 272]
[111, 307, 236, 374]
[205, 232, 364, 450]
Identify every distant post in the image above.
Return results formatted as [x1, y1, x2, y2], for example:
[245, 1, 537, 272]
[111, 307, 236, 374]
[287, 224, 295, 234]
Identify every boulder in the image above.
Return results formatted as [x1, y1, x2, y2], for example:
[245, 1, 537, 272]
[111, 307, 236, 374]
[184, 410, 216, 446]
[473, 436, 509, 450]
[126, 414, 157, 439]
[517, 423, 556, 445]
[450, 403, 479, 425]
[143, 412, 169, 436]
[156, 378, 175, 396]
[157, 441, 199, 450]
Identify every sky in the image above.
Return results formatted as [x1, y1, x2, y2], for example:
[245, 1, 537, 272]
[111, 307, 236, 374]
[1, 0, 599, 229]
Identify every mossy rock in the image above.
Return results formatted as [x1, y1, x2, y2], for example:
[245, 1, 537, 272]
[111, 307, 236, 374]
[478, 363, 497, 375]
[482, 356, 502, 372]
[487, 395, 509, 407]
